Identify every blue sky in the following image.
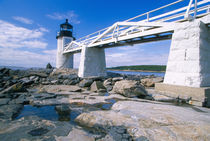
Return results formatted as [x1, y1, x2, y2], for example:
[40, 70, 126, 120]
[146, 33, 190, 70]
[0, 0, 190, 68]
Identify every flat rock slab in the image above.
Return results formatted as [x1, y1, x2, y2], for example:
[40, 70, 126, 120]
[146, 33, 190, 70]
[75, 101, 210, 141]
[0, 98, 10, 105]
[56, 128, 95, 141]
[38, 85, 82, 93]
[31, 97, 70, 106]
[31, 93, 127, 106]
[0, 116, 73, 141]
[0, 104, 23, 121]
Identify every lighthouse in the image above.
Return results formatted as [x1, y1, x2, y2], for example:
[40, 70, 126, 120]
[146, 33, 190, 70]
[56, 19, 74, 69]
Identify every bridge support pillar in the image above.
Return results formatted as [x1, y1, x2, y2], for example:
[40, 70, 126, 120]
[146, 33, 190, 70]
[56, 37, 74, 69]
[78, 47, 107, 78]
[155, 20, 210, 107]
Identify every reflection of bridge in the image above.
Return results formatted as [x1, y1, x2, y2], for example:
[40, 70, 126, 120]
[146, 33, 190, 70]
[56, 0, 210, 101]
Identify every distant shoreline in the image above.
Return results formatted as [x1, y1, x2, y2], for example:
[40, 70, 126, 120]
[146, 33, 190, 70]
[107, 69, 165, 73]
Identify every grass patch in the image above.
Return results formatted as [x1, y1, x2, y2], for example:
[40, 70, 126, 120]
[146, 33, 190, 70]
[107, 65, 166, 72]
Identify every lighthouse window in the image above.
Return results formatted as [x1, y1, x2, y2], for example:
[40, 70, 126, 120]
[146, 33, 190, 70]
[63, 25, 67, 30]
[63, 38, 72, 47]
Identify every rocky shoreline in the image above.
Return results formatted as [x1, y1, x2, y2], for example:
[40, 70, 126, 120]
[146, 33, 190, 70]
[0, 67, 209, 141]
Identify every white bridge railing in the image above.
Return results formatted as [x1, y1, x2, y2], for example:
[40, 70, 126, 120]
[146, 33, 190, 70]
[64, 0, 209, 53]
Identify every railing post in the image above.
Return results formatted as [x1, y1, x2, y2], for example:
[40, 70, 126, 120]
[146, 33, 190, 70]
[147, 12, 150, 21]
[185, 0, 193, 20]
[194, 0, 197, 19]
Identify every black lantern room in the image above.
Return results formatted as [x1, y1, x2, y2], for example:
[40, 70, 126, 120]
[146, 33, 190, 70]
[56, 19, 73, 39]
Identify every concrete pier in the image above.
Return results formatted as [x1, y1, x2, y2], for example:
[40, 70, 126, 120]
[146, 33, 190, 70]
[163, 20, 210, 87]
[78, 47, 106, 78]
[155, 19, 210, 107]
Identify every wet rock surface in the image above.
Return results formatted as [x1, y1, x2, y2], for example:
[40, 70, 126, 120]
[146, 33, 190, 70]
[0, 116, 73, 141]
[0, 104, 23, 121]
[75, 101, 210, 141]
[0, 68, 209, 141]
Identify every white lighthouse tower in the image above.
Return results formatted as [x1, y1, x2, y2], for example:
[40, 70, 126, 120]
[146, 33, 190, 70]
[56, 19, 74, 69]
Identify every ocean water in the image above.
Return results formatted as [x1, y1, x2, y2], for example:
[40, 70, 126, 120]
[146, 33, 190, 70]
[107, 70, 165, 77]
[0, 66, 165, 77]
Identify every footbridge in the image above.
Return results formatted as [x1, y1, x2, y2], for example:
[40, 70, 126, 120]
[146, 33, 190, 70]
[56, 0, 210, 92]
[64, 0, 209, 54]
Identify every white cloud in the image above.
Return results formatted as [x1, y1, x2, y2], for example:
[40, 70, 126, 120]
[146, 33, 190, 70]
[0, 19, 53, 68]
[22, 40, 48, 49]
[13, 16, 33, 24]
[46, 11, 80, 24]
[43, 49, 57, 55]
[39, 27, 49, 32]
[0, 48, 56, 68]
[0, 47, 81, 68]
[105, 42, 170, 67]
[0, 20, 48, 49]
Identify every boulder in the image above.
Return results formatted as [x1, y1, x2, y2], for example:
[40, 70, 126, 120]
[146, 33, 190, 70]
[112, 77, 123, 82]
[55, 105, 71, 113]
[0, 104, 23, 121]
[90, 81, 106, 92]
[58, 74, 78, 80]
[20, 77, 34, 86]
[79, 79, 93, 87]
[0, 68, 10, 75]
[33, 76, 40, 83]
[2, 76, 12, 81]
[50, 68, 78, 78]
[31, 93, 56, 100]
[68, 85, 82, 92]
[103, 78, 113, 92]
[69, 79, 80, 85]
[50, 80, 58, 84]
[56, 128, 95, 141]
[112, 80, 147, 98]
[141, 77, 163, 87]
[46, 63, 52, 69]
[62, 78, 80, 85]
[0, 83, 27, 95]
[103, 78, 112, 86]
[55, 105, 71, 121]
[9, 94, 29, 105]
[0, 98, 10, 105]
[3, 80, 15, 88]
[28, 72, 48, 78]
[29, 76, 36, 80]
[63, 79, 70, 85]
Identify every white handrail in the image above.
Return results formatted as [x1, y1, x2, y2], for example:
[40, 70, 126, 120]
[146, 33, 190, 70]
[65, 0, 209, 51]
[76, 0, 186, 42]
[125, 0, 185, 22]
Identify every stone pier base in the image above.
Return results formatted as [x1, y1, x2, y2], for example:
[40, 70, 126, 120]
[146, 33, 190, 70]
[164, 20, 210, 87]
[155, 83, 210, 107]
[78, 47, 106, 78]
